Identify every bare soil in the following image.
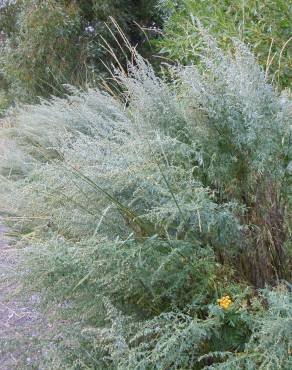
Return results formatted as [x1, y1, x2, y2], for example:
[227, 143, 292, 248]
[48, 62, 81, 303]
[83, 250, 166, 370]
[0, 222, 43, 369]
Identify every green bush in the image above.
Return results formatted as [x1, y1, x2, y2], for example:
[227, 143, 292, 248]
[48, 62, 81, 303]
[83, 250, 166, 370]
[0, 38, 291, 368]
[157, 0, 292, 89]
[0, 0, 161, 102]
[2, 1, 86, 101]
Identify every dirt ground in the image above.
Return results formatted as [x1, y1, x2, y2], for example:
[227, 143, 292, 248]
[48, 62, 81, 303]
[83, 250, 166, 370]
[0, 126, 45, 368]
[0, 221, 42, 369]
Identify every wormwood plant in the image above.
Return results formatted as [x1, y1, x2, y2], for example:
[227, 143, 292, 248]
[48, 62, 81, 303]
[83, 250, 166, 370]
[0, 37, 291, 368]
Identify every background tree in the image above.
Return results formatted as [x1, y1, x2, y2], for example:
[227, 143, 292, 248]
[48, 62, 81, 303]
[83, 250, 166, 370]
[0, 0, 161, 102]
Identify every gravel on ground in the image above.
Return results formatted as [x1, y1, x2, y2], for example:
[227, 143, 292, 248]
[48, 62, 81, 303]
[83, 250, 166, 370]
[0, 221, 43, 369]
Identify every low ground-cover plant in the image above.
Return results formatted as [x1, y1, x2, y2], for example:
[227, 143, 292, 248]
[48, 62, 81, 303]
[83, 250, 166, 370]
[0, 37, 291, 368]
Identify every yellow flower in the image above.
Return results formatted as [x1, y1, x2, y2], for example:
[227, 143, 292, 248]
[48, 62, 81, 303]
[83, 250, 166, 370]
[217, 295, 232, 310]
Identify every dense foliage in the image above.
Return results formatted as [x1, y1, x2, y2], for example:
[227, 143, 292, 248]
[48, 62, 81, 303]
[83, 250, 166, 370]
[0, 0, 160, 101]
[157, 0, 292, 89]
[1, 0, 291, 104]
[1, 37, 291, 368]
[0, 1, 291, 368]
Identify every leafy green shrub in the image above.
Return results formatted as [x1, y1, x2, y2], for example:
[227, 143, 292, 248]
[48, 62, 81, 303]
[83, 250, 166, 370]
[0, 0, 161, 102]
[158, 0, 292, 89]
[0, 38, 291, 368]
[1, 1, 88, 101]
